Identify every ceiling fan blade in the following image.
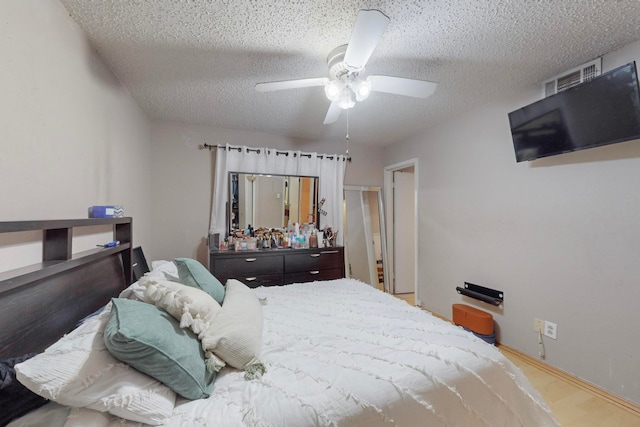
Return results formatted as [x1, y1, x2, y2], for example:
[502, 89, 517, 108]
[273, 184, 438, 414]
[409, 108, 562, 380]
[368, 75, 438, 98]
[343, 9, 390, 70]
[323, 102, 342, 124]
[255, 77, 328, 92]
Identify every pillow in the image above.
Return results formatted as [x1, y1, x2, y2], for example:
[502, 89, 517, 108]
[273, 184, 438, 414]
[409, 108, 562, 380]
[119, 260, 180, 301]
[149, 260, 180, 282]
[175, 258, 225, 304]
[104, 298, 216, 400]
[15, 303, 176, 426]
[135, 277, 222, 337]
[0, 353, 48, 426]
[200, 279, 264, 375]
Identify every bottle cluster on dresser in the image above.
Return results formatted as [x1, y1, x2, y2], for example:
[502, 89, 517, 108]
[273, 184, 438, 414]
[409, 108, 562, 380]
[222, 222, 337, 251]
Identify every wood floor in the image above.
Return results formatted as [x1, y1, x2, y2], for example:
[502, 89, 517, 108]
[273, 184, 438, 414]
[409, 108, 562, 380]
[393, 292, 414, 305]
[392, 293, 640, 427]
[501, 347, 640, 427]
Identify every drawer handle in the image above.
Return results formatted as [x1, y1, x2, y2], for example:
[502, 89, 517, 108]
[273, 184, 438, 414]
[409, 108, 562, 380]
[245, 258, 257, 262]
[245, 277, 257, 281]
[310, 254, 320, 258]
[321, 250, 339, 254]
[310, 270, 320, 275]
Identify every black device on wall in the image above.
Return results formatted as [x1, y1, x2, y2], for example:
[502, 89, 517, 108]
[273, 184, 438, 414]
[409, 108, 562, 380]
[456, 282, 504, 306]
[508, 61, 640, 162]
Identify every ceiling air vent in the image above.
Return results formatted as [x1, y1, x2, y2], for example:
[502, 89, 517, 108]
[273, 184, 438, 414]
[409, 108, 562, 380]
[542, 58, 602, 98]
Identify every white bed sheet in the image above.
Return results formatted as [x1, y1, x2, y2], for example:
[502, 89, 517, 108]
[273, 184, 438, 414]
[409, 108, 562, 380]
[11, 278, 560, 427]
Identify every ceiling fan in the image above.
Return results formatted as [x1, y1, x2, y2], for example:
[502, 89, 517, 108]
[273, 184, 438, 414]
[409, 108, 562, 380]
[255, 9, 438, 124]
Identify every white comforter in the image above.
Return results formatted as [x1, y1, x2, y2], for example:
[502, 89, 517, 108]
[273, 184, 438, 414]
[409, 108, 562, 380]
[13, 279, 560, 427]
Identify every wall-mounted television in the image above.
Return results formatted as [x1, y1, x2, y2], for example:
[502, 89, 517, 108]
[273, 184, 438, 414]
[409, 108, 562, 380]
[508, 61, 640, 162]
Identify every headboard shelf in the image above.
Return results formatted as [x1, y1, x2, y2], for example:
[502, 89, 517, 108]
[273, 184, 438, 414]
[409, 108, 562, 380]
[0, 244, 132, 295]
[0, 217, 132, 234]
[0, 217, 132, 288]
[0, 217, 133, 357]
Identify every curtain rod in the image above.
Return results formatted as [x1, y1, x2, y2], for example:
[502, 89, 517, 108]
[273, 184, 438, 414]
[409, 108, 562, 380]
[202, 143, 351, 161]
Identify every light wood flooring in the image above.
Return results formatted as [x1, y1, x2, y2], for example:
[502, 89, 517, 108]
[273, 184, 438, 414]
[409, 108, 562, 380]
[393, 292, 415, 305]
[501, 347, 640, 427]
[392, 293, 640, 427]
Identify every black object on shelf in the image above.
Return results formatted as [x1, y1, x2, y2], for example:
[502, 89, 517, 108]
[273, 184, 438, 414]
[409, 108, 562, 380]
[456, 282, 504, 306]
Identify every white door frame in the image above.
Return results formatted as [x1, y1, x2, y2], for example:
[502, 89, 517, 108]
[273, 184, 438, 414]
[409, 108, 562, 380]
[384, 159, 419, 301]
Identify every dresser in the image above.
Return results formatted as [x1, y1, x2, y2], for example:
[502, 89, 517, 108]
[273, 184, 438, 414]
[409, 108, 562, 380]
[209, 246, 345, 288]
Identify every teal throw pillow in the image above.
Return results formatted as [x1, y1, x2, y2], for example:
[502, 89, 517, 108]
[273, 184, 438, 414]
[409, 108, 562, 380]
[175, 258, 225, 304]
[104, 298, 215, 400]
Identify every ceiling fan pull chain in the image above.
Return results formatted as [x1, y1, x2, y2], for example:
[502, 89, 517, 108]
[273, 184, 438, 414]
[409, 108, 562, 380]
[345, 108, 350, 155]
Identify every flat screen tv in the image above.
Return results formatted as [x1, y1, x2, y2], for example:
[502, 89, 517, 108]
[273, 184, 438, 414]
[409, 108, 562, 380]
[508, 61, 640, 162]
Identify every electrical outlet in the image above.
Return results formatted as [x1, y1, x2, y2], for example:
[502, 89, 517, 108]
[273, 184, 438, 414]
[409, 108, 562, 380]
[534, 318, 544, 333]
[544, 320, 557, 340]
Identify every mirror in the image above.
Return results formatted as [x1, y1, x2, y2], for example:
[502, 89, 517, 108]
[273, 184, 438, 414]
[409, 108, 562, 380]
[344, 186, 389, 292]
[229, 172, 319, 233]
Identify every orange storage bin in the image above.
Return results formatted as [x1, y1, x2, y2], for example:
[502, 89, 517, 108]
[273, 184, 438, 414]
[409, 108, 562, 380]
[452, 304, 493, 335]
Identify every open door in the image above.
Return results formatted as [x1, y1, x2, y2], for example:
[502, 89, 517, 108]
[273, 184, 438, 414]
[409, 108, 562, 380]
[344, 186, 389, 291]
[384, 159, 418, 301]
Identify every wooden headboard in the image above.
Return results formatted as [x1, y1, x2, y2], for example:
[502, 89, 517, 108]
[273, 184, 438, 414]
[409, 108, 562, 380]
[0, 218, 133, 358]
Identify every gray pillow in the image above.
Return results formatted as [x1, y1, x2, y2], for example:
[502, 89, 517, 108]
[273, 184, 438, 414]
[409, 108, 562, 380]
[104, 298, 215, 400]
[175, 258, 225, 304]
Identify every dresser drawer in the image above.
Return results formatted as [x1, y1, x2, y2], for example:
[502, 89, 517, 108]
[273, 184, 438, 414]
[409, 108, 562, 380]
[210, 247, 344, 288]
[213, 254, 283, 278]
[219, 274, 283, 289]
[284, 249, 344, 273]
[284, 268, 344, 284]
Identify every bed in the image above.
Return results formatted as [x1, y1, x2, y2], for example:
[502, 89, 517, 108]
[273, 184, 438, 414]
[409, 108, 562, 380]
[1, 218, 560, 427]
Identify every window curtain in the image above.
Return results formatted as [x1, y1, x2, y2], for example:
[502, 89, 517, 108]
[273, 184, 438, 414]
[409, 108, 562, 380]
[210, 144, 348, 245]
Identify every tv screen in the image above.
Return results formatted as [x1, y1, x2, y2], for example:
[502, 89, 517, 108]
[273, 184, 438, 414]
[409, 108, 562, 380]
[508, 61, 640, 162]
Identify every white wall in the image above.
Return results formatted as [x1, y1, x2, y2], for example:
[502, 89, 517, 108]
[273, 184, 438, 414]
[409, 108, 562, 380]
[384, 40, 640, 405]
[0, 0, 153, 269]
[149, 121, 386, 264]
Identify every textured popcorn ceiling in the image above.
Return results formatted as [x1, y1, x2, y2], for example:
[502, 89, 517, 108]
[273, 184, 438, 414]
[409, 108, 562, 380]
[59, 0, 640, 146]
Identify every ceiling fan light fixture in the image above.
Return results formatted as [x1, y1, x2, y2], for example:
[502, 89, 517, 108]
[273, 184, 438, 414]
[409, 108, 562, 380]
[338, 88, 355, 109]
[324, 80, 343, 102]
[354, 78, 371, 101]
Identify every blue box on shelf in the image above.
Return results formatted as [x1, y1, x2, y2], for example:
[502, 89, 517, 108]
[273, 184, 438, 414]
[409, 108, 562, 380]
[88, 205, 124, 218]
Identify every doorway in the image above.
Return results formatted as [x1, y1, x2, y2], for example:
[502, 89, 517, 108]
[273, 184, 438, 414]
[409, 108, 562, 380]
[384, 159, 418, 302]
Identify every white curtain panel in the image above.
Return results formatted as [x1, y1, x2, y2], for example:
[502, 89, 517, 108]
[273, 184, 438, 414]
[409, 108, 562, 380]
[210, 144, 347, 244]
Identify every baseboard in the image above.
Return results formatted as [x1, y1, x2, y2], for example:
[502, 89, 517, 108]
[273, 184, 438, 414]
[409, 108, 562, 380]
[424, 308, 640, 417]
[499, 344, 640, 417]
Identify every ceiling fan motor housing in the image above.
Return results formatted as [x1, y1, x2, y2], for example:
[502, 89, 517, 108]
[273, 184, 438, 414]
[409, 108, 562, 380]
[327, 45, 362, 79]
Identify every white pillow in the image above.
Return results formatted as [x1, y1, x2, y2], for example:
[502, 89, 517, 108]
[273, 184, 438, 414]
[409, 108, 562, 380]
[15, 303, 176, 425]
[148, 260, 180, 282]
[136, 277, 222, 336]
[118, 279, 146, 301]
[200, 279, 264, 372]
[118, 260, 180, 301]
